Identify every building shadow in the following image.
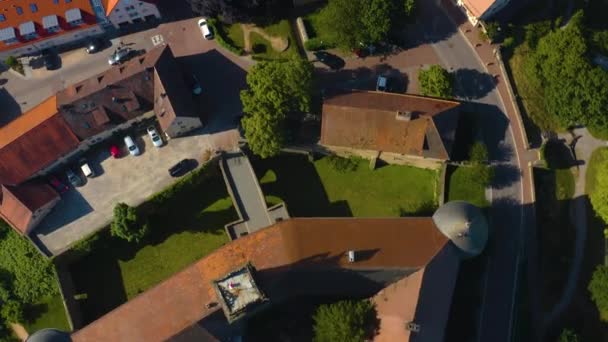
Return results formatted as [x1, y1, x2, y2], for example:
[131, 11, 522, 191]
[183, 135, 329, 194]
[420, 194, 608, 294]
[461, 101, 514, 163]
[250, 152, 353, 217]
[34, 190, 94, 237]
[0, 87, 22, 126]
[452, 68, 497, 100]
[176, 49, 247, 135]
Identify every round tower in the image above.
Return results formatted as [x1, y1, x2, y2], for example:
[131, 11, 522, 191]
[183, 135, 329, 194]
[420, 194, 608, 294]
[432, 201, 489, 258]
[26, 329, 71, 342]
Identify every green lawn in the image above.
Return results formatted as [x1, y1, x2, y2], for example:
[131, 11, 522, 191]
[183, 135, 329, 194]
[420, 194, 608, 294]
[446, 165, 489, 208]
[251, 20, 300, 60]
[24, 294, 70, 333]
[69, 163, 235, 324]
[254, 154, 439, 217]
[586, 147, 608, 195]
[226, 23, 245, 48]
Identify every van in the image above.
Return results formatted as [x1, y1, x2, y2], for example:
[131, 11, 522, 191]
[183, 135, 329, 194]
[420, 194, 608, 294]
[124, 135, 141, 156]
[79, 158, 95, 178]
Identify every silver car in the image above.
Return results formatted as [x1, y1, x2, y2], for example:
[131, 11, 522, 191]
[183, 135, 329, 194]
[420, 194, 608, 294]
[146, 126, 164, 148]
[108, 48, 130, 65]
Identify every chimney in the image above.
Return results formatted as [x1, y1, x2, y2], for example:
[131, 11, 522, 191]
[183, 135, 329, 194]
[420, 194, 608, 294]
[396, 111, 413, 121]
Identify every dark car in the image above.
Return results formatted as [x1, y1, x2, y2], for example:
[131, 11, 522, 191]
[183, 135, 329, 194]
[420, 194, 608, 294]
[49, 176, 69, 194]
[42, 50, 60, 70]
[313, 51, 345, 70]
[85, 38, 104, 54]
[168, 159, 196, 177]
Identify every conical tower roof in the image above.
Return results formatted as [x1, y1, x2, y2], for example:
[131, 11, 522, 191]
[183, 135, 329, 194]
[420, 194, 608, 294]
[26, 329, 71, 342]
[432, 201, 488, 258]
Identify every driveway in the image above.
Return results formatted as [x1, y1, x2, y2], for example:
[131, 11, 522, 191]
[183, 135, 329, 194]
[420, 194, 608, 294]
[33, 128, 240, 256]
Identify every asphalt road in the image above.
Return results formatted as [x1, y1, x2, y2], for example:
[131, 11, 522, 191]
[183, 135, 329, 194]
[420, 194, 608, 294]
[415, 1, 525, 341]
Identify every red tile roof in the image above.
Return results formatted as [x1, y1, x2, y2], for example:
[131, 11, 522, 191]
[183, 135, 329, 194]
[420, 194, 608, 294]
[0, 182, 58, 234]
[461, 0, 496, 17]
[0, 0, 98, 52]
[0, 96, 80, 185]
[321, 90, 460, 160]
[71, 218, 449, 342]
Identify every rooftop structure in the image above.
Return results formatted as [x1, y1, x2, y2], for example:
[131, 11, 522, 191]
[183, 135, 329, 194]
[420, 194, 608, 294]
[212, 264, 269, 323]
[69, 201, 488, 342]
[320, 90, 460, 161]
[0, 182, 59, 234]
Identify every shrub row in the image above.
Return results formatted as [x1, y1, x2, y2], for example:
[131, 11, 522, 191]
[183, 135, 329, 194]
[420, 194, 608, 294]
[207, 19, 245, 56]
[304, 37, 333, 51]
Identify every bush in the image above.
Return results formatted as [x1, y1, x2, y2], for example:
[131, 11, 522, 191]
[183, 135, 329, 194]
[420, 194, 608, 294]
[589, 265, 608, 321]
[327, 155, 359, 173]
[110, 203, 148, 243]
[4, 56, 17, 68]
[469, 142, 489, 164]
[558, 329, 579, 342]
[304, 37, 330, 51]
[313, 299, 375, 342]
[0, 221, 58, 303]
[484, 22, 500, 41]
[404, 0, 416, 17]
[502, 36, 515, 49]
[0, 300, 24, 323]
[207, 19, 244, 56]
[524, 20, 552, 49]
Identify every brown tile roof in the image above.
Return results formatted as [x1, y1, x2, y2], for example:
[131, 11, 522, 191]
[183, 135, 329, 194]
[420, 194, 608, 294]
[0, 182, 58, 234]
[0, 0, 98, 52]
[71, 217, 449, 342]
[320, 90, 460, 160]
[0, 96, 80, 185]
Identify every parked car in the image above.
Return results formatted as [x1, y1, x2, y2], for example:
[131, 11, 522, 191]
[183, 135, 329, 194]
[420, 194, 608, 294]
[313, 51, 345, 70]
[168, 159, 195, 177]
[198, 18, 214, 40]
[108, 48, 130, 65]
[190, 74, 202, 95]
[110, 144, 121, 158]
[376, 76, 388, 92]
[146, 126, 163, 148]
[85, 38, 104, 54]
[66, 169, 82, 187]
[79, 158, 95, 177]
[42, 50, 60, 70]
[123, 135, 141, 156]
[48, 176, 68, 194]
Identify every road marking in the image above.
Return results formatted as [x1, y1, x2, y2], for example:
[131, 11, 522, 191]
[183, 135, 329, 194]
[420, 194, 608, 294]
[151, 34, 164, 46]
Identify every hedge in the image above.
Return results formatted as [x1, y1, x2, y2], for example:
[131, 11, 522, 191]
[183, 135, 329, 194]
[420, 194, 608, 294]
[207, 19, 245, 56]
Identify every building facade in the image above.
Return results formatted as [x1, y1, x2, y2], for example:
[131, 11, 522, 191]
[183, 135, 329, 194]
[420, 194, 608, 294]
[101, 0, 160, 29]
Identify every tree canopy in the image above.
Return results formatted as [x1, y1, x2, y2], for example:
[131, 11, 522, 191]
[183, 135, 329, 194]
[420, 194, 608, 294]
[589, 265, 608, 321]
[240, 59, 314, 158]
[318, 0, 397, 50]
[418, 65, 453, 98]
[558, 329, 579, 342]
[187, 0, 284, 24]
[525, 11, 608, 132]
[313, 299, 375, 342]
[110, 203, 148, 243]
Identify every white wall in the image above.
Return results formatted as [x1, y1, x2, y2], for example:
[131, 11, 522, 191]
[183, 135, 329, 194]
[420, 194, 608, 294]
[0, 25, 101, 59]
[107, 0, 160, 28]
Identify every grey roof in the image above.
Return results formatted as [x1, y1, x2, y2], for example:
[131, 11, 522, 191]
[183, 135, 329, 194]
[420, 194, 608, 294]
[432, 201, 488, 258]
[65, 8, 82, 22]
[26, 329, 71, 342]
[0, 27, 16, 41]
[43, 15, 59, 29]
[19, 21, 36, 36]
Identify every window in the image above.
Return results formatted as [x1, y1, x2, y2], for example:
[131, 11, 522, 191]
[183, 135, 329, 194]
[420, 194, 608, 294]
[30, 4, 38, 13]
[16, 6, 23, 15]
[65, 0, 72, 3]
[0, 14, 5, 22]
[54, 0, 59, 4]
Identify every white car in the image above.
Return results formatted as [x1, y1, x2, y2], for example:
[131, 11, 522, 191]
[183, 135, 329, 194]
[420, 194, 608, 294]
[147, 126, 164, 148]
[376, 76, 388, 92]
[123, 135, 141, 156]
[198, 18, 214, 40]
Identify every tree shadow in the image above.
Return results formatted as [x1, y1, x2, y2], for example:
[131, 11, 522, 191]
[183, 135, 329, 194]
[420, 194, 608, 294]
[461, 102, 513, 163]
[543, 140, 577, 169]
[452, 68, 497, 100]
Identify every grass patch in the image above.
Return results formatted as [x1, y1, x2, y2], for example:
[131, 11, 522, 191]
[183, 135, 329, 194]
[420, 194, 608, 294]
[303, 10, 337, 51]
[250, 20, 300, 60]
[446, 165, 489, 208]
[68, 163, 235, 324]
[226, 23, 245, 49]
[24, 294, 70, 333]
[253, 154, 439, 217]
[586, 147, 608, 195]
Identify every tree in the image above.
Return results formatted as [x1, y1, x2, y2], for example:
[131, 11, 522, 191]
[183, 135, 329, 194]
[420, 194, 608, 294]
[418, 65, 453, 98]
[468, 142, 494, 186]
[558, 329, 579, 342]
[525, 11, 608, 132]
[313, 299, 375, 342]
[469, 141, 489, 164]
[240, 59, 314, 158]
[404, 0, 416, 17]
[589, 265, 608, 321]
[590, 160, 608, 223]
[110, 203, 148, 243]
[186, 0, 284, 24]
[0, 300, 24, 323]
[318, 0, 395, 50]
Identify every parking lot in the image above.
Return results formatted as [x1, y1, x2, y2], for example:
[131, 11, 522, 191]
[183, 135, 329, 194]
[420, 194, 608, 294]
[33, 127, 239, 256]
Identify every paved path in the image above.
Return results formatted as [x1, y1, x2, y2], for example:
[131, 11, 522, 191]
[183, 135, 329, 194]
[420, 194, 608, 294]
[10, 323, 28, 341]
[543, 128, 605, 334]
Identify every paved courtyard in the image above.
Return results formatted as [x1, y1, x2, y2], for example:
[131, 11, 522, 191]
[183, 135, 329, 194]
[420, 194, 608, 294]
[34, 129, 239, 256]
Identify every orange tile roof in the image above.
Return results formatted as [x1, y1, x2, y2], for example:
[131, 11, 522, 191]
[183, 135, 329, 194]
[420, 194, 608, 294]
[321, 90, 459, 159]
[101, 0, 120, 16]
[0, 182, 58, 234]
[462, 0, 496, 17]
[0, 0, 98, 52]
[0, 96, 80, 185]
[72, 218, 449, 342]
